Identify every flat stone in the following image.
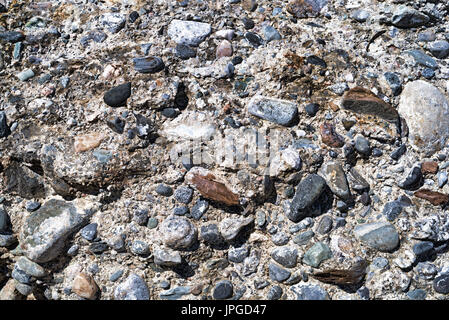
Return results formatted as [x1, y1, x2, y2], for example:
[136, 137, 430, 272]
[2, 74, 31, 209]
[291, 283, 330, 300]
[101, 13, 126, 33]
[354, 222, 400, 252]
[262, 25, 281, 42]
[421, 161, 438, 174]
[347, 168, 370, 193]
[341, 87, 399, 122]
[17, 69, 35, 81]
[216, 40, 233, 58]
[248, 95, 298, 126]
[167, 20, 212, 46]
[80, 223, 97, 241]
[219, 217, 253, 241]
[160, 215, 197, 249]
[0, 31, 25, 43]
[160, 286, 191, 300]
[414, 189, 449, 206]
[153, 247, 182, 266]
[130, 240, 150, 256]
[190, 199, 209, 220]
[133, 56, 165, 74]
[213, 280, 233, 299]
[16, 256, 46, 278]
[404, 50, 438, 69]
[398, 166, 423, 190]
[72, 273, 99, 300]
[319, 161, 350, 200]
[302, 242, 332, 268]
[20, 197, 96, 263]
[175, 44, 196, 60]
[392, 6, 429, 28]
[114, 273, 150, 300]
[288, 174, 327, 222]
[74, 132, 105, 153]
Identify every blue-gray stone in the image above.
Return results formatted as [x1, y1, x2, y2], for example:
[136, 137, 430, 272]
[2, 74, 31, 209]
[0, 111, 10, 138]
[67, 244, 79, 256]
[271, 232, 290, 246]
[383, 72, 402, 96]
[213, 280, 233, 300]
[26, 201, 41, 212]
[382, 201, 403, 221]
[371, 257, 389, 271]
[248, 96, 298, 127]
[12, 266, 32, 284]
[17, 69, 35, 81]
[228, 246, 249, 263]
[0, 31, 25, 42]
[355, 135, 371, 156]
[103, 82, 131, 108]
[350, 9, 370, 22]
[302, 242, 332, 268]
[316, 215, 333, 234]
[262, 25, 281, 42]
[404, 50, 438, 69]
[438, 171, 448, 188]
[133, 209, 148, 225]
[101, 13, 126, 33]
[0, 207, 11, 234]
[413, 241, 434, 261]
[433, 275, 449, 294]
[0, 234, 16, 247]
[80, 223, 97, 241]
[60, 77, 70, 88]
[13, 42, 22, 59]
[390, 144, 406, 160]
[271, 246, 297, 268]
[110, 270, 124, 282]
[428, 40, 449, 59]
[293, 230, 314, 245]
[175, 44, 196, 60]
[155, 184, 173, 197]
[174, 186, 193, 204]
[133, 56, 165, 74]
[416, 262, 437, 280]
[147, 217, 158, 229]
[354, 222, 399, 252]
[114, 273, 150, 300]
[398, 166, 422, 190]
[422, 68, 435, 79]
[418, 30, 436, 42]
[267, 285, 283, 300]
[173, 206, 189, 216]
[392, 6, 429, 28]
[407, 289, 427, 300]
[200, 224, 223, 246]
[16, 256, 46, 278]
[269, 262, 291, 282]
[291, 283, 330, 300]
[130, 240, 150, 256]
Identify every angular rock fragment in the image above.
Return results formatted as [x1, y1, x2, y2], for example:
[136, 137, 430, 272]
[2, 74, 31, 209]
[114, 273, 150, 300]
[414, 189, 449, 206]
[341, 87, 399, 123]
[392, 6, 429, 29]
[287, 0, 328, 18]
[320, 122, 344, 148]
[312, 259, 368, 285]
[398, 166, 423, 191]
[167, 20, 211, 46]
[72, 273, 99, 300]
[247, 96, 298, 127]
[74, 132, 105, 153]
[319, 161, 351, 200]
[219, 217, 254, 241]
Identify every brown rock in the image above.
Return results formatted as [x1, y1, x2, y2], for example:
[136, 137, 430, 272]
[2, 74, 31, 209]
[287, 0, 328, 18]
[341, 87, 399, 122]
[312, 259, 368, 286]
[216, 40, 233, 58]
[190, 173, 240, 206]
[421, 161, 438, 174]
[414, 189, 449, 206]
[320, 122, 344, 148]
[74, 132, 104, 153]
[72, 273, 99, 300]
[242, 0, 257, 12]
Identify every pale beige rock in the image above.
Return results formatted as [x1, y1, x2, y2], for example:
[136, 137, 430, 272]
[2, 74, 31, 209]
[216, 40, 233, 58]
[0, 279, 23, 300]
[74, 132, 104, 153]
[72, 272, 99, 300]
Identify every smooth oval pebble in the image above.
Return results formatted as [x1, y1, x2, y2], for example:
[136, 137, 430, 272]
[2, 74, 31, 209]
[133, 56, 165, 74]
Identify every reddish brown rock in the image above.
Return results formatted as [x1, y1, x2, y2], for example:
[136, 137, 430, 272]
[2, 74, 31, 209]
[72, 273, 99, 300]
[190, 173, 240, 206]
[414, 189, 449, 206]
[341, 87, 399, 122]
[421, 161, 438, 174]
[320, 122, 344, 148]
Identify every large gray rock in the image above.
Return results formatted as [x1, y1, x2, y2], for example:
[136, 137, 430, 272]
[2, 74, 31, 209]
[392, 6, 429, 28]
[398, 81, 449, 156]
[167, 20, 211, 46]
[248, 95, 298, 126]
[20, 197, 97, 263]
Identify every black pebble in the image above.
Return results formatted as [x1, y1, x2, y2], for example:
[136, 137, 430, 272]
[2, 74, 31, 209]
[133, 56, 165, 74]
[245, 32, 263, 47]
[242, 17, 255, 30]
[232, 56, 243, 65]
[129, 11, 139, 23]
[175, 44, 196, 60]
[104, 82, 131, 107]
[107, 117, 126, 134]
[304, 103, 319, 116]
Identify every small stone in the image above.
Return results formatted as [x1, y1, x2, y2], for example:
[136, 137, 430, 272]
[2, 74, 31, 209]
[262, 25, 281, 42]
[228, 246, 250, 263]
[438, 172, 448, 188]
[383, 72, 402, 96]
[133, 56, 165, 74]
[175, 44, 196, 60]
[101, 13, 126, 33]
[245, 32, 263, 47]
[106, 117, 126, 134]
[130, 240, 150, 256]
[428, 40, 449, 59]
[267, 286, 283, 300]
[147, 217, 158, 229]
[291, 283, 330, 300]
[350, 9, 370, 22]
[213, 280, 233, 299]
[271, 246, 298, 268]
[392, 6, 429, 28]
[242, 17, 255, 29]
[414, 189, 449, 206]
[89, 242, 109, 255]
[433, 275, 449, 294]
[114, 273, 150, 300]
[191, 199, 209, 220]
[421, 161, 438, 175]
[216, 40, 233, 58]
[160, 286, 191, 300]
[155, 184, 173, 197]
[17, 69, 35, 81]
[12, 266, 32, 284]
[319, 161, 350, 200]
[320, 122, 344, 147]
[269, 262, 291, 282]
[354, 222, 400, 252]
[67, 244, 79, 256]
[416, 262, 438, 280]
[109, 270, 124, 282]
[25, 201, 41, 212]
[104, 82, 132, 108]
[0, 31, 25, 43]
[219, 217, 253, 241]
[390, 144, 406, 160]
[15, 282, 32, 296]
[80, 223, 97, 241]
[0, 111, 10, 138]
[302, 242, 332, 268]
[133, 209, 148, 226]
[72, 273, 99, 300]
[200, 224, 224, 246]
[398, 166, 423, 190]
[248, 95, 298, 126]
[407, 289, 427, 300]
[174, 186, 194, 204]
[316, 216, 333, 234]
[16, 256, 46, 278]
[413, 241, 434, 262]
[167, 20, 212, 46]
[354, 135, 371, 156]
[293, 230, 314, 245]
[287, 0, 329, 19]
[153, 247, 182, 266]
[304, 103, 319, 117]
[160, 215, 197, 249]
[404, 50, 438, 70]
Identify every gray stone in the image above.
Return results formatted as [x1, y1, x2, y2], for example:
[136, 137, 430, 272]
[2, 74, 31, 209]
[407, 289, 426, 300]
[0, 234, 17, 247]
[12, 266, 32, 284]
[293, 230, 314, 245]
[302, 242, 332, 268]
[350, 9, 370, 22]
[319, 162, 350, 200]
[291, 283, 330, 300]
[228, 246, 249, 263]
[167, 20, 212, 46]
[160, 286, 191, 300]
[354, 135, 371, 156]
[268, 262, 291, 282]
[0, 111, 10, 138]
[428, 40, 449, 59]
[262, 25, 281, 42]
[0, 207, 11, 234]
[80, 223, 97, 241]
[392, 6, 429, 28]
[383, 72, 402, 96]
[130, 240, 150, 256]
[20, 198, 96, 263]
[398, 81, 449, 156]
[133, 209, 148, 226]
[153, 247, 182, 266]
[416, 262, 437, 280]
[174, 186, 193, 204]
[155, 184, 173, 197]
[271, 246, 298, 268]
[160, 215, 197, 249]
[17, 69, 34, 81]
[200, 224, 223, 245]
[16, 256, 46, 278]
[219, 217, 253, 241]
[316, 216, 333, 234]
[288, 174, 327, 222]
[109, 270, 124, 282]
[267, 285, 283, 300]
[438, 171, 448, 188]
[354, 222, 400, 252]
[433, 275, 449, 294]
[114, 273, 150, 300]
[191, 199, 209, 220]
[248, 95, 298, 126]
[404, 50, 438, 69]
[101, 13, 126, 33]
[213, 280, 233, 299]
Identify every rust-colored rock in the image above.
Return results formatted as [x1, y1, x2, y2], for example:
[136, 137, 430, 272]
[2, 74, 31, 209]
[72, 273, 99, 300]
[190, 173, 240, 206]
[312, 259, 368, 286]
[320, 122, 344, 148]
[414, 189, 449, 206]
[74, 132, 104, 153]
[342, 87, 399, 122]
[421, 161, 438, 174]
